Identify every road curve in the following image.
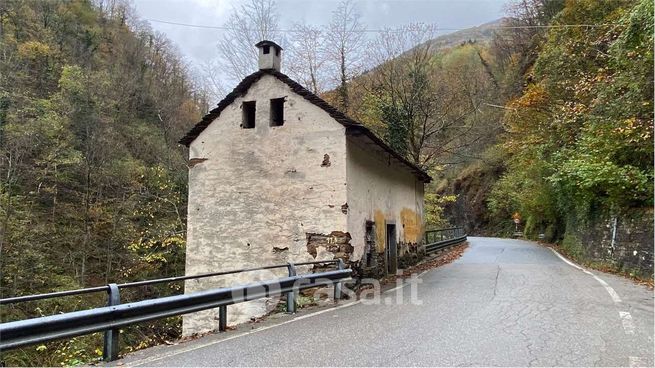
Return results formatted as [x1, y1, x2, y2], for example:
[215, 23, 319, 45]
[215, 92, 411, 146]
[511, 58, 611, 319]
[119, 237, 654, 367]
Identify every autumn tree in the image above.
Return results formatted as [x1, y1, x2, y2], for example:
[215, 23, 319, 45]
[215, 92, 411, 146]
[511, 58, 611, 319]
[0, 0, 204, 364]
[362, 24, 500, 170]
[488, 0, 653, 240]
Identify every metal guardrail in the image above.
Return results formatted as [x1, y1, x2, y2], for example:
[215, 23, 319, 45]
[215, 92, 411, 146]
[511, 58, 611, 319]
[424, 227, 467, 253]
[0, 260, 349, 361]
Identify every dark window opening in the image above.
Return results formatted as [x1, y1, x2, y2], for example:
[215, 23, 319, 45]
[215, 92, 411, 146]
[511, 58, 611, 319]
[275, 47, 280, 56]
[365, 221, 376, 268]
[270, 97, 285, 127]
[242, 101, 256, 129]
[386, 223, 397, 274]
[263, 45, 270, 54]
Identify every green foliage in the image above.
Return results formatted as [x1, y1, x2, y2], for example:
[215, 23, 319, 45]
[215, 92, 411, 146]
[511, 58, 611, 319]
[0, 0, 206, 365]
[380, 99, 410, 157]
[560, 233, 584, 260]
[354, 37, 506, 232]
[425, 192, 456, 229]
[489, 0, 653, 241]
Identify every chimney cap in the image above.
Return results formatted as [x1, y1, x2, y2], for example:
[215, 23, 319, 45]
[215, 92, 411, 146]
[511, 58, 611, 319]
[255, 40, 283, 51]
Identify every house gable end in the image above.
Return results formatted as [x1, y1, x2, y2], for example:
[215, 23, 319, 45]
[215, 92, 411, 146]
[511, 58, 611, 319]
[180, 70, 431, 183]
[187, 75, 348, 152]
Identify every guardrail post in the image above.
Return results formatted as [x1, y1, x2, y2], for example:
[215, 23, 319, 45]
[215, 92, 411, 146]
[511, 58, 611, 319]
[286, 262, 297, 313]
[103, 284, 120, 362]
[218, 306, 227, 332]
[334, 259, 344, 301]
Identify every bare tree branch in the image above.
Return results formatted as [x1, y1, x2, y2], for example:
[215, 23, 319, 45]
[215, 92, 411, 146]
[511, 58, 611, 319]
[215, 0, 280, 84]
[286, 23, 326, 94]
[326, 0, 366, 113]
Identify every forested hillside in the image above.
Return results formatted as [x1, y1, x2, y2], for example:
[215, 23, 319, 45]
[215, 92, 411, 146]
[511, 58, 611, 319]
[487, 0, 653, 276]
[0, 0, 206, 365]
[331, 25, 507, 230]
[339, 0, 653, 276]
[0, 0, 652, 364]
[433, 0, 653, 277]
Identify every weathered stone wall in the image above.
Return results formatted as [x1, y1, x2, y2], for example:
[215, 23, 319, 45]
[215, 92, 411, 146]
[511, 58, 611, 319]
[184, 75, 348, 335]
[346, 136, 426, 278]
[568, 209, 653, 278]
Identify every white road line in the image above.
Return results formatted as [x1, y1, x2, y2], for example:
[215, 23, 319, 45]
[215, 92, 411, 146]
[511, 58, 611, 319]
[549, 247, 622, 303]
[591, 274, 623, 303]
[549, 247, 585, 271]
[619, 311, 636, 335]
[629, 356, 647, 367]
[127, 300, 362, 366]
[129, 272, 426, 365]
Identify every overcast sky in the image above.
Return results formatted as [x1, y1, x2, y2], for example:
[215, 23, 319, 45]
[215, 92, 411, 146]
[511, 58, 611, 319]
[132, 0, 510, 74]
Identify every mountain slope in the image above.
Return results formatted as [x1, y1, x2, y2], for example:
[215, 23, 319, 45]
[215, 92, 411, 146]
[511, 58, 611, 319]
[425, 18, 508, 50]
[0, 1, 205, 365]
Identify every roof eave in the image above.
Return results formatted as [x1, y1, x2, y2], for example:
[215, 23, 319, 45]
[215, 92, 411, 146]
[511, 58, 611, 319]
[178, 69, 432, 183]
[346, 126, 432, 183]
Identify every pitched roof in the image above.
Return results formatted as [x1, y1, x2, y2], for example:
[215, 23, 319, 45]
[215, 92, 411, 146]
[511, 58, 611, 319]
[255, 40, 283, 50]
[179, 69, 431, 183]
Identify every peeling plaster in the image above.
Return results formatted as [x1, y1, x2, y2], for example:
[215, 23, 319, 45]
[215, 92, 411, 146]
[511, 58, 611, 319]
[321, 153, 331, 167]
[341, 203, 349, 214]
[188, 158, 208, 167]
[183, 74, 425, 336]
[400, 207, 422, 244]
[346, 137, 425, 264]
[183, 75, 347, 336]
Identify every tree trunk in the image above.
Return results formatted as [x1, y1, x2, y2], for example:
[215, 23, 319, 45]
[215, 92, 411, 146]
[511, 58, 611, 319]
[339, 48, 349, 114]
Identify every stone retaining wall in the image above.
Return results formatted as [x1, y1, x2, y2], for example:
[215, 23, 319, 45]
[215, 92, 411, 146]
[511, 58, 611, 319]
[569, 209, 653, 278]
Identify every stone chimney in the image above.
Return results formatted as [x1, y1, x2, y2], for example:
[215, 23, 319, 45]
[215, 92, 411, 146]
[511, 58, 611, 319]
[255, 40, 282, 71]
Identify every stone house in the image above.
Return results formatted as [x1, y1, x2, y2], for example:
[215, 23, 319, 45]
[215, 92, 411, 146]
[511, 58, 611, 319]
[179, 41, 431, 335]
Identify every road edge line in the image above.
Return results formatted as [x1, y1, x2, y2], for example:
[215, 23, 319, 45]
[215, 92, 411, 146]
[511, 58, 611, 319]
[549, 247, 622, 303]
[126, 269, 434, 366]
[125, 300, 362, 366]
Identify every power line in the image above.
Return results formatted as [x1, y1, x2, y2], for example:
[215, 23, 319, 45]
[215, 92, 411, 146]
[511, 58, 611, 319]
[146, 18, 446, 32]
[146, 18, 617, 33]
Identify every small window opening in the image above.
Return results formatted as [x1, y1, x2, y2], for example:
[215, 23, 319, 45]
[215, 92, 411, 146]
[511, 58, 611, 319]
[263, 45, 270, 54]
[270, 97, 285, 127]
[275, 47, 280, 56]
[242, 101, 256, 129]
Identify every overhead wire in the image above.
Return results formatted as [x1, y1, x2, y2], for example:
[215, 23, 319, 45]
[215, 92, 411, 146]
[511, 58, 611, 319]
[145, 18, 617, 33]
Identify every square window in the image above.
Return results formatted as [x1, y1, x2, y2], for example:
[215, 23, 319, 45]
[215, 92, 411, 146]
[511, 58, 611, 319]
[263, 45, 270, 54]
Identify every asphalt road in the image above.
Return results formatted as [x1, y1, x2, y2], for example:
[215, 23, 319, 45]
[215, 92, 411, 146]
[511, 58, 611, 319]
[119, 237, 654, 367]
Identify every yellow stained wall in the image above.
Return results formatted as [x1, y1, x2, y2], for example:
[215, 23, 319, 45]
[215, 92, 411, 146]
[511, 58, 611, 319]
[400, 207, 422, 244]
[346, 136, 425, 261]
[374, 209, 386, 252]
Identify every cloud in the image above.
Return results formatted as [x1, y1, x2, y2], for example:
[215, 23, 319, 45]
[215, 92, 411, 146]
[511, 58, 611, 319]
[132, 0, 508, 79]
